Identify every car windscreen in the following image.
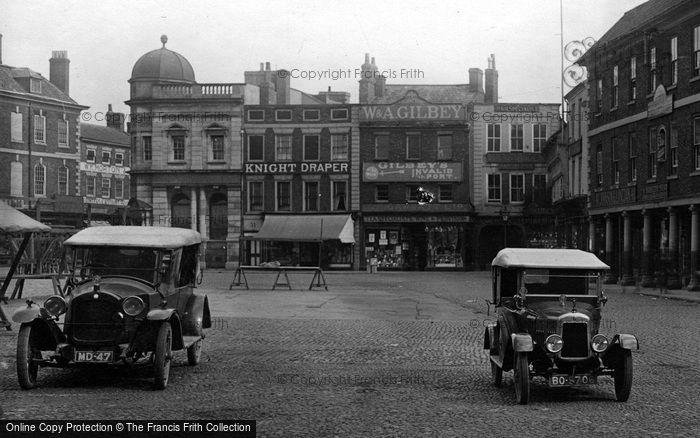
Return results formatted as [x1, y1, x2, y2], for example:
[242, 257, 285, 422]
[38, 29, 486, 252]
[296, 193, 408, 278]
[522, 269, 600, 295]
[72, 246, 160, 283]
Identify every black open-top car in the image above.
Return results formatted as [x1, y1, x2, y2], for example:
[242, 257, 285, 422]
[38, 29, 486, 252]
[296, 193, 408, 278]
[484, 248, 639, 404]
[12, 226, 211, 390]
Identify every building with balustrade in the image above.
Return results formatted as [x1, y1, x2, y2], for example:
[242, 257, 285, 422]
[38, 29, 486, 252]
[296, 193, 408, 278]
[126, 35, 258, 269]
[580, 0, 700, 289]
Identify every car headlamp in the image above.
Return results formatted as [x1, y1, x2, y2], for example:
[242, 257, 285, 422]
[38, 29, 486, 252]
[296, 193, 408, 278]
[591, 334, 609, 353]
[44, 296, 67, 317]
[545, 334, 563, 353]
[122, 296, 146, 317]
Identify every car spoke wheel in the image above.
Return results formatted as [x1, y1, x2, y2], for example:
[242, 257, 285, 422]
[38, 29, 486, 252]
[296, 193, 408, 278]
[491, 360, 503, 387]
[614, 350, 633, 402]
[187, 339, 202, 366]
[17, 324, 40, 389]
[513, 352, 530, 404]
[153, 322, 172, 390]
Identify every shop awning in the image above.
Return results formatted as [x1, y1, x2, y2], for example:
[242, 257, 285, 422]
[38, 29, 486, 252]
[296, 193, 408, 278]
[0, 201, 51, 233]
[251, 214, 355, 243]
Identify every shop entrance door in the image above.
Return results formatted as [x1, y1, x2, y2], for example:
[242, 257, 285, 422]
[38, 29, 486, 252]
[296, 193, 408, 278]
[407, 225, 427, 271]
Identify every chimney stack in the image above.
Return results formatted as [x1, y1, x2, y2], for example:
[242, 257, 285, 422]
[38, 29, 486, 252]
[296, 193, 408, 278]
[468, 68, 483, 93]
[49, 50, 70, 95]
[106, 104, 125, 132]
[485, 54, 498, 104]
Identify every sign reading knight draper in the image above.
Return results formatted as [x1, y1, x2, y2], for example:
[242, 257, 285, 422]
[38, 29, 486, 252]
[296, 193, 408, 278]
[363, 162, 462, 182]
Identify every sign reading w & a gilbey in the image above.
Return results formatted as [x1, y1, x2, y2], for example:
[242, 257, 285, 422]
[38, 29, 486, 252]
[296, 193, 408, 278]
[359, 92, 466, 121]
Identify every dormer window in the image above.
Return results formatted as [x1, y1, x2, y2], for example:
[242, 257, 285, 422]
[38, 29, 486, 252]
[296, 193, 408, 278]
[30, 78, 42, 93]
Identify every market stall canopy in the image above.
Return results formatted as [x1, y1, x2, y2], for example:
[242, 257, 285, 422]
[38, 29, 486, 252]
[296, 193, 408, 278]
[0, 201, 51, 233]
[252, 214, 355, 243]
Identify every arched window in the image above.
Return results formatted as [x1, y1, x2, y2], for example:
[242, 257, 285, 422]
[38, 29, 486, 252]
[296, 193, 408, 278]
[34, 163, 46, 196]
[171, 193, 191, 229]
[209, 193, 228, 240]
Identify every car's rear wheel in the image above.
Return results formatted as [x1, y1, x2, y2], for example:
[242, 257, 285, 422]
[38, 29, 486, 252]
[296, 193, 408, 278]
[614, 350, 633, 402]
[153, 322, 172, 390]
[187, 339, 202, 366]
[513, 352, 530, 404]
[491, 360, 503, 387]
[17, 324, 40, 389]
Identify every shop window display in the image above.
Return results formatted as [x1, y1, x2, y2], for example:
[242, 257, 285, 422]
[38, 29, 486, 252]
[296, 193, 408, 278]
[426, 225, 463, 268]
[365, 229, 405, 269]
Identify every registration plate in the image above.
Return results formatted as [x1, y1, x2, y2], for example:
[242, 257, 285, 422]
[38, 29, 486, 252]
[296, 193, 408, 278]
[549, 374, 597, 386]
[74, 351, 113, 363]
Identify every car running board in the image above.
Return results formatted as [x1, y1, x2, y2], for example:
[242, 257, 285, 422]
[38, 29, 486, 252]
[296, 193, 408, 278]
[182, 335, 203, 348]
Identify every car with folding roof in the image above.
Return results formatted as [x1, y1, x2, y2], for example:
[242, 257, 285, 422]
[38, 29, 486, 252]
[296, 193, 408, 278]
[12, 226, 211, 390]
[484, 248, 638, 404]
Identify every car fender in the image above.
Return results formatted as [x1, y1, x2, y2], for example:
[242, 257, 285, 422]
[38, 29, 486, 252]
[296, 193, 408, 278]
[147, 308, 176, 321]
[182, 294, 211, 337]
[147, 310, 184, 351]
[511, 333, 533, 352]
[613, 333, 639, 350]
[12, 306, 43, 324]
[19, 319, 64, 351]
[484, 323, 498, 352]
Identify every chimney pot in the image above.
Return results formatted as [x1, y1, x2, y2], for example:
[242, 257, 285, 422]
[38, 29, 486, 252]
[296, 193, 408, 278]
[266, 62, 271, 71]
[364, 53, 370, 63]
[260, 62, 264, 71]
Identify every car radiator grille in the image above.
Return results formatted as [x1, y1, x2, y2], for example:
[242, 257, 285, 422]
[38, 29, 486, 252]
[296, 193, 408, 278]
[561, 322, 589, 358]
[70, 294, 121, 343]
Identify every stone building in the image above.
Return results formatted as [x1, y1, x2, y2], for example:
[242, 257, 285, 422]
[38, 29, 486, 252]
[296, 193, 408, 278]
[126, 35, 258, 269]
[580, 0, 700, 289]
[471, 99, 561, 268]
[0, 36, 88, 227]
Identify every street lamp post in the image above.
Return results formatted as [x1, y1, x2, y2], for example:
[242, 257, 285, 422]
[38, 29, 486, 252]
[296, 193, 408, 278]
[500, 206, 510, 248]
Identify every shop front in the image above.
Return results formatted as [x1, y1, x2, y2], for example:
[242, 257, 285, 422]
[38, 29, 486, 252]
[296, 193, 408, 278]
[246, 214, 355, 269]
[362, 214, 469, 271]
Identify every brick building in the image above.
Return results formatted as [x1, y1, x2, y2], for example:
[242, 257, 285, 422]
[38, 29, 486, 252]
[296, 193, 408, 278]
[241, 63, 359, 269]
[358, 54, 477, 270]
[126, 35, 257, 269]
[79, 106, 130, 223]
[0, 38, 88, 227]
[580, 0, 700, 289]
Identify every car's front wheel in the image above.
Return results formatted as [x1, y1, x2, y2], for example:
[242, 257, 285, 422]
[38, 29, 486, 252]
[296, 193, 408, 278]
[153, 322, 172, 390]
[614, 350, 633, 401]
[513, 352, 530, 404]
[17, 324, 40, 389]
[187, 339, 202, 366]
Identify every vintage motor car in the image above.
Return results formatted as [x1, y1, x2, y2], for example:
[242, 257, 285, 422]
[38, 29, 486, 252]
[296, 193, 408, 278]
[484, 248, 638, 404]
[12, 226, 211, 390]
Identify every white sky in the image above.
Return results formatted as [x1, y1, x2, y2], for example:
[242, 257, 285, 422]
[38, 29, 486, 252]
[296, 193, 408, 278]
[0, 0, 647, 121]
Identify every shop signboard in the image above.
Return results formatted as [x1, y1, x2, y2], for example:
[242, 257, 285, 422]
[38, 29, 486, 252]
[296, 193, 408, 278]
[363, 162, 462, 182]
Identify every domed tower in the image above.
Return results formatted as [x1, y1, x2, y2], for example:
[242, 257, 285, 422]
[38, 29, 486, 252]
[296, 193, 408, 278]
[129, 35, 196, 99]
